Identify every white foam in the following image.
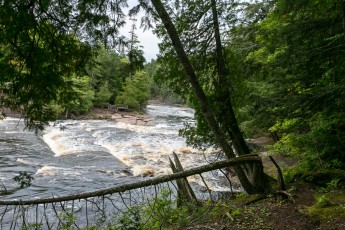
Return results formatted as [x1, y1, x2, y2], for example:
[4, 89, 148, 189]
[113, 121, 175, 135]
[146, 104, 194, 118]
[42, 128, 64, 156]
[35, 166, 80, 177]
[43, 122, 106, 156]
[16, 158, 37, 166]
[131, 165, 154, 176]
[35, 166, 60, 176]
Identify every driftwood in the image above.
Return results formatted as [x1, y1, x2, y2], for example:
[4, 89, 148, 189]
[108, 104, 118, 112]
[169, 152, 198, 206]
[0, 155, 261, 206]
[117, 105, 128, 111]
[107, 104, 128, 112]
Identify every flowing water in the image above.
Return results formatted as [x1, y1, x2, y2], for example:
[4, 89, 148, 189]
[0, 104, 234, 201]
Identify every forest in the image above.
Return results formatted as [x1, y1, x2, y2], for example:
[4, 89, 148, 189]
[0, 0, 345, 229]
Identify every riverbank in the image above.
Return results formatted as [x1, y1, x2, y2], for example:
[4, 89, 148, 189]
[76, 107, 155, 126]
[1, 106, 155, 126]
[185, 183, 345, 229]
[184, 142, 345, 230]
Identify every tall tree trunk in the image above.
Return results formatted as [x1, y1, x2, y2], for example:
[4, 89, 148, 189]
[210, 0, 269, 193]
[342, 0, 345, 40]
[210, 0, 250, 156]
[151, 0, 267, 194]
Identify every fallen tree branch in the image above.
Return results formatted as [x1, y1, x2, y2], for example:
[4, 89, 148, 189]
[0, 155, 261, 205]
[269, 156, 286, 191]
[243, 191, 295, 206]
[275, 190, 295, 204]
[169, 152, 198, 206]
[243, 195, 268, 206]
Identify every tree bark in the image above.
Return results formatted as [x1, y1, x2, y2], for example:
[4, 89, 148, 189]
[342, 0, 345, 40]
[210, 0, 270, 193]
[210, 0, 250, 157]
[151, 0, 263, 194]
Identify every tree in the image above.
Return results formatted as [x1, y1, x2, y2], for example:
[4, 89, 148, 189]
[150, 0, 248, 151]
[242, 0, 345, 171]
[86, 46, 129, 105]
[149, 0, 269, 194]
[93, 81, 112, 106]
[116, 70, 150, 110]
[0, 0, 127, 130]
[127, 18, 146, 76]
[145, 60, 184, 103]
[59, 75, 95, 118]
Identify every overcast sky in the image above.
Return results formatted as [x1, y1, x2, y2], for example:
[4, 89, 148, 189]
[120, 0, 161, 61]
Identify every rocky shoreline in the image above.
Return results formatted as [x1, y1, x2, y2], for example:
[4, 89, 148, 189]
[76, 107, 155, 126]
[1, 107, 155, 126]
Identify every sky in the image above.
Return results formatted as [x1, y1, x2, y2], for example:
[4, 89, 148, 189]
[120, 0, 161, 61]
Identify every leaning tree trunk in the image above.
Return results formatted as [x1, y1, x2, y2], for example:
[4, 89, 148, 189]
[210, 0, 248, 157]
[210, 0, 250, 156]
[151, 0, 267, 194]
[210, 0, 269, 193]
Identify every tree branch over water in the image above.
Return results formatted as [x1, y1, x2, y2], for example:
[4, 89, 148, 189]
[0, 155, 260, 205]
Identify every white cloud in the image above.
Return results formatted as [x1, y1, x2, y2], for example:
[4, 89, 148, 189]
[138, 29, 160, 61]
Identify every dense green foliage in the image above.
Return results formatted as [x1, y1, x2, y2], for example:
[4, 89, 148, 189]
[60, 75, 95, 115]
[231, 0, 345, 172]
[0, 19, 91, 129]
[87, 47, 128, 105]
[0, 0, 152, 129]
[116, 70, 150, 110]
[93, 81, 112, 106]
[0, 0, 130, 130]
[152, 0, 345, 176]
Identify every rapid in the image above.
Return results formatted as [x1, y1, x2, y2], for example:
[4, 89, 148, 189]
[0, 104, 235, 201]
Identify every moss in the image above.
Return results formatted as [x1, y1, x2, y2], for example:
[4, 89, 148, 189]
[294, 169, 345, 186]
[230, 193, 261, 205]
[330, 193, 345, 203]
[300, 191, 345, 220]
[306, 205, 345, 220]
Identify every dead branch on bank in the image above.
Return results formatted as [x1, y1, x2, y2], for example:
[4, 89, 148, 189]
[169, 152, 198, 206]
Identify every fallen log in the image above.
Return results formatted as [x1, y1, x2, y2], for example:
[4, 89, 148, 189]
[0, 154, 261, 205]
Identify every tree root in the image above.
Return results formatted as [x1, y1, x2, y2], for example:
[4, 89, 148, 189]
[243, 190, 295, 206]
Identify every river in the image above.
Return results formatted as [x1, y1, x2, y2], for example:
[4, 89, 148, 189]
[0, 104, 235, 201]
